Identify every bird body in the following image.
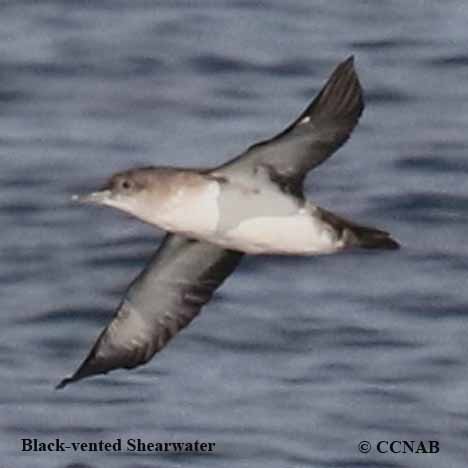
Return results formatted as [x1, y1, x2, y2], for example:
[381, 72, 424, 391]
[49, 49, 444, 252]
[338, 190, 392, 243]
[93, 167, 347, 255]
[82, 162, 396, 255]
[58, 56, 399, 389]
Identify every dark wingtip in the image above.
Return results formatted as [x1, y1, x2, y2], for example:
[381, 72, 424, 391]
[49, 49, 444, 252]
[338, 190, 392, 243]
[304, 53, 364, 126]
[55, 377, 73, 390]
[381, 237, 400, 250]
[360, 234, 400, 251]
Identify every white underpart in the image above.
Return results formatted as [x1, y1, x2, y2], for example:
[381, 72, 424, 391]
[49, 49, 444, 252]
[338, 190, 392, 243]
[110, 181, 344, 255]
[152, 182, 221, 236]
[217, 206, 344, 255]
[106, 181, 221, 238]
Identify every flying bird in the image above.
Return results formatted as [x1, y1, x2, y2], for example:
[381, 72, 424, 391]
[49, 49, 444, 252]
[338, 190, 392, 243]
[57, 56, 398, 389]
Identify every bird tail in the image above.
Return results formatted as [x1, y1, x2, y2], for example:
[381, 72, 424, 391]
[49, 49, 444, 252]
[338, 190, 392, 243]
[345, 223, 400, 250]
[318, 208, 400, 250]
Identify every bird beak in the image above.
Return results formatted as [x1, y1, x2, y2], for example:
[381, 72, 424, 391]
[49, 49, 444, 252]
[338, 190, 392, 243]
[71, 190, 113, 205]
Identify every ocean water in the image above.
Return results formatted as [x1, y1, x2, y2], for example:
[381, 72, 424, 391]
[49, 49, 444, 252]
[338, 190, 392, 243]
[2, 1, 468, 467]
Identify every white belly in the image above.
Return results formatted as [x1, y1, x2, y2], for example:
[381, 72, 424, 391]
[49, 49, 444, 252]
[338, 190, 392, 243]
[218, 210, 344, 255]
[132, 178, 343, 255]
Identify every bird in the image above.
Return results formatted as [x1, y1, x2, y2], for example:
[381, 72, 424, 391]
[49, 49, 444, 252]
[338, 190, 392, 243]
[56, 56, 398, 389]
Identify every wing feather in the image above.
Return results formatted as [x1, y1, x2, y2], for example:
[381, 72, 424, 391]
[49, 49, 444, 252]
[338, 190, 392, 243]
[57, 235, 242, 388]
[216, 56, 364, 194]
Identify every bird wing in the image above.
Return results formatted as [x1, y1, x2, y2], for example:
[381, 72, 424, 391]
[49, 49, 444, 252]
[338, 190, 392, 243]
[57, 234, 243, 389]
[215, 56, 363, 196]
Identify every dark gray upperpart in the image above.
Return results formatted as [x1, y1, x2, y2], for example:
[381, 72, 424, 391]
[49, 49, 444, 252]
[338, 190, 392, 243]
[215, 56, 363, 197]
[56, 235, 242, 389]
[75, 56, 363, 207]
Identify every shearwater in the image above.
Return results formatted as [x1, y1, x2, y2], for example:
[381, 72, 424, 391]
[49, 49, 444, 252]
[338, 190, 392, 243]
[57, 57, 399, 389]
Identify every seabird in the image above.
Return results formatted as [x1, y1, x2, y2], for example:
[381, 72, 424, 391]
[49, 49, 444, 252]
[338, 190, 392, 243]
[57, 56, 398, 389]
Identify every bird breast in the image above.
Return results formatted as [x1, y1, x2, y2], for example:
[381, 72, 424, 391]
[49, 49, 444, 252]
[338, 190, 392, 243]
[152, 179, 221, 236]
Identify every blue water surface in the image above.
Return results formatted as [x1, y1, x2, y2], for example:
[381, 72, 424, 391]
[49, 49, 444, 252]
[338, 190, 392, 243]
[1, 1, 468, 467]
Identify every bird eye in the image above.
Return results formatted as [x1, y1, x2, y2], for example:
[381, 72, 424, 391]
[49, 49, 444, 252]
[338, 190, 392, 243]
[121, 179, 132, 190]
